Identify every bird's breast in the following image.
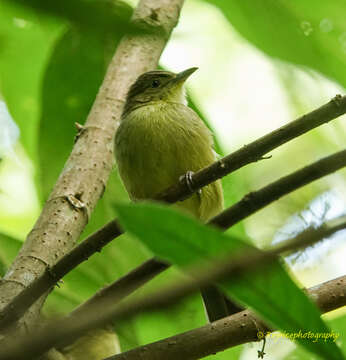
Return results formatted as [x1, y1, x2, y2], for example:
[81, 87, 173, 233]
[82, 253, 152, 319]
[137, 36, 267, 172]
[115, 102, 215, 204]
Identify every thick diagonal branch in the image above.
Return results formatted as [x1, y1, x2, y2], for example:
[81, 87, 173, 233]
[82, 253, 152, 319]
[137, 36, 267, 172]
[0, 217, 345, 360]
[0, 0, 185, 332]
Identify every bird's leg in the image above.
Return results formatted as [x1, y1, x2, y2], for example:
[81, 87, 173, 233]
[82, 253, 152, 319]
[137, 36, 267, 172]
[179, 171, 202, 195]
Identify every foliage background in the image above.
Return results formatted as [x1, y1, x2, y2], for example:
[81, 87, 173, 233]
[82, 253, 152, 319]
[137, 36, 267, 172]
[0, 0, 345, 358]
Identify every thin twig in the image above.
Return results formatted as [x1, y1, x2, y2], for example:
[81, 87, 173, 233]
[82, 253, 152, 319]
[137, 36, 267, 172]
[0, 217, 345, 360]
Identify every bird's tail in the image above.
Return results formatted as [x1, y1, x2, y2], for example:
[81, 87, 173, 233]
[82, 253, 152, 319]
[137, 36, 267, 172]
[201, 286, 243, 322]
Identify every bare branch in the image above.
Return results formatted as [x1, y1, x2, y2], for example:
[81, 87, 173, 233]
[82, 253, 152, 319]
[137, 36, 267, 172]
[0, 216, 345, 360]
[0, 0, 185, 333]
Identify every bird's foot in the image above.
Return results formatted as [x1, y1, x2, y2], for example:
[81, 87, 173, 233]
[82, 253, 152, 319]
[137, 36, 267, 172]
[179, 171, 202, 195]
[55, 279, 64, 288]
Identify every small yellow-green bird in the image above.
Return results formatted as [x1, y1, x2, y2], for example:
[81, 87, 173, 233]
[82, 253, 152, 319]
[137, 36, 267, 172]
[115, 67, 229, 321]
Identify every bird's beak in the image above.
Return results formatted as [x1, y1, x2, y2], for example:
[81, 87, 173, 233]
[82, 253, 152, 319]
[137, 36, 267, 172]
[171, 67, 198, 85]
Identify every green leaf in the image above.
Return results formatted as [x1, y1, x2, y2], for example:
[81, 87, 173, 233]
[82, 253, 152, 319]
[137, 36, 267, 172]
[285, 314, 346, 359]
[118, 279, 206, 352]
[38, 26, 121, 199]
[205, 0, 346, 88]
[0, 233, 22, 276]
[5, 0, 133, 37]
[0, 0, 63, 162]
[43, 198, 206, 352]
[115, 201, 344, 360]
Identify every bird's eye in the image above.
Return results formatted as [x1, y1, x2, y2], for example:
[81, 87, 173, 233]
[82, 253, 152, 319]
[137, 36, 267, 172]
[151, 79, 160, 88]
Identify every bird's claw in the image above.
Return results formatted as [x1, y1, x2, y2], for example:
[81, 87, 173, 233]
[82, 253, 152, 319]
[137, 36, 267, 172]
[56, 279, 64, 288]
[179, 171, 202, 195]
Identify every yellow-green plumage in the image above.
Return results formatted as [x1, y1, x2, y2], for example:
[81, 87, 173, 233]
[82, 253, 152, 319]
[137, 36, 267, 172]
[115, 68, 223, 222]
[115, 101, 223, 221]
[115, 68, 228, 322]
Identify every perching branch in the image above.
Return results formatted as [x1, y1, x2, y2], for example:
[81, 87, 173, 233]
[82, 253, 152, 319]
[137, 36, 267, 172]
[0, 97, 345, 331]
[0, 217, 345, 360]
[0, 0, 185, 333]
[108, 275, 346, 360]
[158, 95, 346, 203]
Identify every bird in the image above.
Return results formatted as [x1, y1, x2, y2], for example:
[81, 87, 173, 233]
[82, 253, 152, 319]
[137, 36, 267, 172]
[114, 67, 229, 322]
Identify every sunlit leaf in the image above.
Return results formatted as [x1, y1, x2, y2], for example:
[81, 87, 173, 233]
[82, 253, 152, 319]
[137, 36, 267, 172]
[206, 0, 346, 88]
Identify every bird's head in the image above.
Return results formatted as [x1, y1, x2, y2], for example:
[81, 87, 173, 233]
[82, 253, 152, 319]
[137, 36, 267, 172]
[123, 67, 198, 115]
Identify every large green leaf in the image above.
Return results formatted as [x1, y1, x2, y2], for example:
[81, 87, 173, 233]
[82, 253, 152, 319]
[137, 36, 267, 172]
[44, 189, 207, 349]
[115, 202, 344, 360]
[205, 0, 346, 88]
[0, 1, 63, 162]
[38, 26, 122, 199]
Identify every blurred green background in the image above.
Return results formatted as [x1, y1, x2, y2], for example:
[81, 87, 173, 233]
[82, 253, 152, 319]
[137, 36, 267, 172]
[0, 0, 345, 359]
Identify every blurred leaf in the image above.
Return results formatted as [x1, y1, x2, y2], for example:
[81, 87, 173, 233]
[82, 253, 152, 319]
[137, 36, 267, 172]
[0, 1, 63, 162]
[38, 26, 121, 198]
[115, 202, 343, 360]
[221, 172, 249, 239]
[118, 288, 206, 352]
[286, 314, 346, 359]
[206, 0, 346, 88]
[187, 92, 224, 156]
[5, 0, 133, 37]
[0, 232, 22, 276]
